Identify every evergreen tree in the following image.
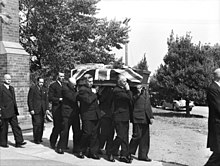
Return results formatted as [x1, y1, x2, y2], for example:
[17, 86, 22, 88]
[134, 53, 149, 71]
[150, 31, 220, 116]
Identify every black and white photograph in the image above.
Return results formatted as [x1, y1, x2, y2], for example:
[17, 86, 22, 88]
[0, 0, 219, 166]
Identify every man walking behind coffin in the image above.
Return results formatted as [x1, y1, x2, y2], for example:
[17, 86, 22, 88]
[97, 86, 114, 156]
[108, 75, 133, 163]
[27, 77, 49, 144]
[56, 77, 81, 154]
[49, 72, 65, 149]
[0, 74, 26, 148]
[205, 68, 220, 166]
[129, 84, 154, 162]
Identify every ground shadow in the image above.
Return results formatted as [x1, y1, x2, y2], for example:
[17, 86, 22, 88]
[22, 134, 53, 149]
[154, 111, 205, 118]
[161, 161, 188, 166]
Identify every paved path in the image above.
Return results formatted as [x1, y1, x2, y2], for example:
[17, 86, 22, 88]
[0, 123, 177, 166]
[191, 106, 208, 118]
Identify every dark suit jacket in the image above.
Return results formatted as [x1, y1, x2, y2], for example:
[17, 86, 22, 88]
[77, 85, 100, 121]
[48, 81, 63, 111]
[132, 90, 153, 124]
[0, 84, 19, 118]
[27, 85, 49, 114]
[207, 81, 220, 152]
[61, 83, 79, 118]
[97, 87, 114, 118]
[112, 86, 133, 122]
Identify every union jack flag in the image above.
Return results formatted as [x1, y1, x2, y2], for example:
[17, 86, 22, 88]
[71, 68, 143, 86]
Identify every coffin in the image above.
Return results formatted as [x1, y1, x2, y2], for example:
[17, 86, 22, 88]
[71, 67, 143, 87]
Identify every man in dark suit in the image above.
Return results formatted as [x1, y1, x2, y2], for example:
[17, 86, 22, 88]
[129, 84, 154, 162]
[108, 75, 133, 163]
[205, 68, 220, 166]
[0, 74, 26, 148]
[97, 86, 114, 156]
[27, 77, 49, 144]
[49, 72, 65, 149]
[76, 74, 101, 160]
[56, 77, 81, 154]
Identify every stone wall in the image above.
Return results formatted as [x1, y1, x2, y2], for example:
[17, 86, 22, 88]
[0, 0, 31, 124]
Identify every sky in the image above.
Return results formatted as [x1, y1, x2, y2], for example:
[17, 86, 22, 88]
[96, 0, 220, 74]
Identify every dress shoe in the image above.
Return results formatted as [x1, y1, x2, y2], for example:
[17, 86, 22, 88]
[98, 149, 105, 155]
[50, 143, 56, 149]
[119, 156, 132, 163]
[88, 153, 100, 160]
[76, 152, 85, 159]
[128, 154, 133, 161]
[15, 142, 26, 148]
[108, 154, 115, 162]
[0, 144, 9, 148]
[34, 140, 41, 144]
[56, 148, 64, 154]
[138, 157, 152, 162]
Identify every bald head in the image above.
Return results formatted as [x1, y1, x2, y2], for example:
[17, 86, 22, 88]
[214, 68, 220, 81]
[118, 75, 127, 87]
[3, 74, 11, 85]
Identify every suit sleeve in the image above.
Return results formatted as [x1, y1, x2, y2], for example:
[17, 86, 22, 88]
[27, 87, 34, 111]
[0, 86, 2, 115]
[48, 84, 59, 104]
[98, 87, 113, 103]
[62, 86, 78, 103]
[116, 91, 132, 101]
[207, 87, 220, 116]
[45, 89, 49, 110]
[11, 87, 18, 113]
[78, 89, 97, 104]
[145, 91, 154, 119]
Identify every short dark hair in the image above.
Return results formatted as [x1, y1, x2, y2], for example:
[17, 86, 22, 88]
[76, 78, 85, 86]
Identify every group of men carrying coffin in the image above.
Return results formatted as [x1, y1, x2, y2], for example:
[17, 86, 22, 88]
[17, 69, 153, 163]
[2, 68, 220, 165]
[28, 71, 154, 163]
[25, 67, 220, 165]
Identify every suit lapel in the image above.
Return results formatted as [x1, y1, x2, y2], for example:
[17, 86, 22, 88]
[3, 85, 13, 99]
[36, 86, 42, 96]
[56, 81, 62, 88]
[213, 82, 220, 94]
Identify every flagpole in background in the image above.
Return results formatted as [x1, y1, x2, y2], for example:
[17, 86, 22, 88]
[123, 18, 131, 66]
[125, 42, 128, 66]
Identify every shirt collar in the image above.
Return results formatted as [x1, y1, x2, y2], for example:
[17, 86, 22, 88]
[57, 80, 62, 86]
[4, 83, 10, 89]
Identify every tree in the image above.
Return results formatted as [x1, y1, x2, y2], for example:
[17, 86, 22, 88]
[112, 57, 124, 69]
[19, 0, 129, 80]
[133, 53, 149, 71]
[149, 31, 220, 116]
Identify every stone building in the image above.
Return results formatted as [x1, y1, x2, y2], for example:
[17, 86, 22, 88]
[0, 0, 30, 124]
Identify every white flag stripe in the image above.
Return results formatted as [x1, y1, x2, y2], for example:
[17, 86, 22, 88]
[94, 69, 99, 80]
[106, 69, 111, 80]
